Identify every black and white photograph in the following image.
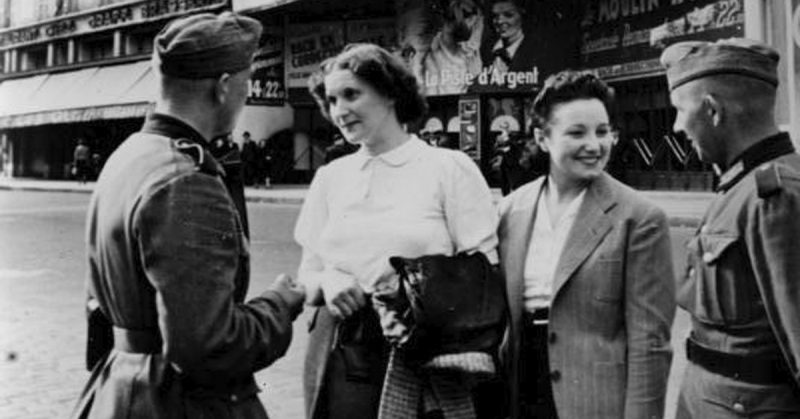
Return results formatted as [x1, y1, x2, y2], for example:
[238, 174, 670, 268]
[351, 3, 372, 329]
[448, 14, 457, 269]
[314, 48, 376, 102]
[3, 0, 800, 418]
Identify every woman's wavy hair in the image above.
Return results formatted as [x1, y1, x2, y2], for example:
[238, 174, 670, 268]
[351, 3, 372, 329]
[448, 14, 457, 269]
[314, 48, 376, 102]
[532, 70, 615, 129]
[308, 43, 428, 125]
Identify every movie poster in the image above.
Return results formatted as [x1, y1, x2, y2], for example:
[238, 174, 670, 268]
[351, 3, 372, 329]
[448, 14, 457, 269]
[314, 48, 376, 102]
[285, 22, 346, 89]
[394, 0, 577, 96]
[580, 0, 745, 80]
[248, 22, 285, 106]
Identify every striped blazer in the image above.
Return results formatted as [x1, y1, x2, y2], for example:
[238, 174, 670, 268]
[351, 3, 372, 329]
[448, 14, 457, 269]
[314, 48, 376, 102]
[497, 173, 676, 419]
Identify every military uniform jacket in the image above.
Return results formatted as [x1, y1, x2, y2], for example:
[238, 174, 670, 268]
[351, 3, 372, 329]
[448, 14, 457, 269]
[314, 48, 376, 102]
[679, 132, 800, 387]
[73, 114, 296, 419]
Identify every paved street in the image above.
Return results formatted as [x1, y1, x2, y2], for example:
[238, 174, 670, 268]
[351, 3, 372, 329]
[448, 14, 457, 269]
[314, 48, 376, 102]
[0, 189, 693, 419]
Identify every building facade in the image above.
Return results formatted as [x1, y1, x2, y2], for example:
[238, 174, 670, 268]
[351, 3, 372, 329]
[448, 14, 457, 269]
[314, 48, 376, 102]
[1, 0, 799, 189]
[0, 0, 228, 179]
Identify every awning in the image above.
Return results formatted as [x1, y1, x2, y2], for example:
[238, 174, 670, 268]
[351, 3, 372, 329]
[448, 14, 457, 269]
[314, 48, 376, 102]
[0, 60, 157, 128]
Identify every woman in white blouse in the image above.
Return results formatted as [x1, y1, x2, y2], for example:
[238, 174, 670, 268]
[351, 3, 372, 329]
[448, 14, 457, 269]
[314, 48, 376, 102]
[294, 43, 499, 419]
[497, 70, 676, 419]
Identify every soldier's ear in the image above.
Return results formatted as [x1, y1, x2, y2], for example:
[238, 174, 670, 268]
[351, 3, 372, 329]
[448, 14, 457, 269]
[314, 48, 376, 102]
[703, 93, 723, 127]
[214, 73, 232, 106]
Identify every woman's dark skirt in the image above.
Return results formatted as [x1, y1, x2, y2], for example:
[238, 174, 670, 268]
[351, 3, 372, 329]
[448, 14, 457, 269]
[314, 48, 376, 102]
[520, 312, 559, 419]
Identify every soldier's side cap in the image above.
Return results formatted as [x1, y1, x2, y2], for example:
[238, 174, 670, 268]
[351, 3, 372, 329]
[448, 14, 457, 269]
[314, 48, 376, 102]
[660, 38, 780, 91]
[154, 11, 262, 79]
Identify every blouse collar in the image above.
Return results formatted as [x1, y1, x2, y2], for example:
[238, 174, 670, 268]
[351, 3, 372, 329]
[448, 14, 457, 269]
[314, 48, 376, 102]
[353, 135, 426, 170]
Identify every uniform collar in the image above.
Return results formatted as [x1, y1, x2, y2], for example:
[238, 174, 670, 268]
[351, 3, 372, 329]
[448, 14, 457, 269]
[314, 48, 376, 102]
[716, 132, 795, 192]
[353, 135, 425, 170]
[141, 112, 209, 147]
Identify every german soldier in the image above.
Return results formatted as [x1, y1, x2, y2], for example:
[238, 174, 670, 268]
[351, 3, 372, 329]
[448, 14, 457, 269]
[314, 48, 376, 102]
[72, 12, 305, 419]
[662, 39, 800, 417]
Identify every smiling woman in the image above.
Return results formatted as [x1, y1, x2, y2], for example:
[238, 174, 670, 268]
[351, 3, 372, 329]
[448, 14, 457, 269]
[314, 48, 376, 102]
[497, 70, 677, 419]
[297, 43, 502, 419]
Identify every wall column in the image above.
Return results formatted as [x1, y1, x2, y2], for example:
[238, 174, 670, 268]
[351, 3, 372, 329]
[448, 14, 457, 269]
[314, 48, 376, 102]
[113, 30, 122, 57]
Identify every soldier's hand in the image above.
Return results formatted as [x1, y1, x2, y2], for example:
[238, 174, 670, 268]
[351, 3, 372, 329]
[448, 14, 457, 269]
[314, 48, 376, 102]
[270, 274, 305, 319]
[321, 273, 366, 320]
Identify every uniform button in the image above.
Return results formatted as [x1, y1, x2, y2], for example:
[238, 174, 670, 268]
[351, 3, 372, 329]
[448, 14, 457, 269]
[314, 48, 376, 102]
[550, 370, 561, 382]
[732, 402, 745, 413]
[549, 332, 557, 344]
[230, 394, 238, 402]
[702, 252, 714, 263]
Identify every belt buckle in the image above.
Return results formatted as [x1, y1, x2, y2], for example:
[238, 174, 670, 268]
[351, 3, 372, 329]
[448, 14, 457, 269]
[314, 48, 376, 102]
[528, 308, 549, 326]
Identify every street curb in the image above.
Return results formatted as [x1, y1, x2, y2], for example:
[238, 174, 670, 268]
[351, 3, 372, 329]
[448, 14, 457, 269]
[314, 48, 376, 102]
[0, 182, 705, 227]
[0, 183, 94, 194]
[245, 195, 305, 206]
[0, 182, 306, 204]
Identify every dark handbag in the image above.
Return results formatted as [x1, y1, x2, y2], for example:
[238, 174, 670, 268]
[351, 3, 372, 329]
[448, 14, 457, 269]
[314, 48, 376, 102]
[388, 252, 507, 365]
[85, 298, 113, 370]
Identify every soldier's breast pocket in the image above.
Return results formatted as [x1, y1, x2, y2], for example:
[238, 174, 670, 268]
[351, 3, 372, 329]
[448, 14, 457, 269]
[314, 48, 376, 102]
[686, 232, 762, 325]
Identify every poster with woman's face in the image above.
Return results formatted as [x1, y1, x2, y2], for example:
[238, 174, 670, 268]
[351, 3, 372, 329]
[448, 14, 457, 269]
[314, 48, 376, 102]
[395, 0, 576, 96]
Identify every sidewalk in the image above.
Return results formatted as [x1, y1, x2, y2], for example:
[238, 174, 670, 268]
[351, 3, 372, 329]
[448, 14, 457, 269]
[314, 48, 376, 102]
[0, 177, 714, 227]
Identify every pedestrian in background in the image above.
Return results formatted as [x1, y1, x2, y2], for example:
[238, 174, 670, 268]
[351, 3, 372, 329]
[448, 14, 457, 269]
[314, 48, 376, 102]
[90, 152, 103, 180]
[662, 39, 800, 418]
[497, 70, 676, 419]
[72, 138, 90, 183]
[256, 137, 273, 188]
[72, 12, 304, 419]
[241, 130, 258, 186]
[296, 43, 500, 419]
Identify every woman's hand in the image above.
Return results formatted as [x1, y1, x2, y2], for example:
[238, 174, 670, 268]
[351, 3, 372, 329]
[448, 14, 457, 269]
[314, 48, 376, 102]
[320, 272, 366, 319]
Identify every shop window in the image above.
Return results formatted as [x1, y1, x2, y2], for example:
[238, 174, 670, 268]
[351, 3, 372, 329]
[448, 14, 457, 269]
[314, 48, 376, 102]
[54, 0, 74, 16]
[73, 0, 121, 10]
[125, 29, 156, 56]
[36, 0, 51, 20]
[0, 0, 9, 28]
[34, 0, 73, 20]
[77, 34, 113, 62]
[52, 40, 70, 66]
[19, 45, 47, 71]
[609, 77, 713, 191]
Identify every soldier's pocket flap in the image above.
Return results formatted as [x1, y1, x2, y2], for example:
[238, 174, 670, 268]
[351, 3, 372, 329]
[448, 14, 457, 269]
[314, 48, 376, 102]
[699, 234, 738, 265]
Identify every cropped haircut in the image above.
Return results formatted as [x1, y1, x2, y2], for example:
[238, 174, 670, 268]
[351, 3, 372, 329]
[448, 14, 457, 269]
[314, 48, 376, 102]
[532, 70, 615, 129]
[308, 43, 428, 125]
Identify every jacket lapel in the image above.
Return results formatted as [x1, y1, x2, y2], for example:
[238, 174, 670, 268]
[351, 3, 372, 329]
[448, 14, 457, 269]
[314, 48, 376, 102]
[552, 174, 616, 299]
[501, 179, 544, 321]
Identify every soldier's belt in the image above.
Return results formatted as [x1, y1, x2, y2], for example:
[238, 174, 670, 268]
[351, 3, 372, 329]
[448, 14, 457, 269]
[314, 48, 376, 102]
[113, 325, 259, 402]
[686, 338, 793, 385]
[113, 326, 161, 354]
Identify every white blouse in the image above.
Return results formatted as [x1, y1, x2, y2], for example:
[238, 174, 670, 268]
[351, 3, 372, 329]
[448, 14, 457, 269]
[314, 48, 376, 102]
[523, 180, 585, 311]
[294, 137, 499, 303]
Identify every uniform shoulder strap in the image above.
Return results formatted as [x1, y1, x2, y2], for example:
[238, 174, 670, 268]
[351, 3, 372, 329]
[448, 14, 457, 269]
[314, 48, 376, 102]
[173, 138, 224, 177]
[756, 163, 783, 198]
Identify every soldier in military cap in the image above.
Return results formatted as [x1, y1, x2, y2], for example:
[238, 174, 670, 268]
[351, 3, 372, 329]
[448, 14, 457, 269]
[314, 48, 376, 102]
[71, 12, 305, 419]
[662, 38, 800, 417]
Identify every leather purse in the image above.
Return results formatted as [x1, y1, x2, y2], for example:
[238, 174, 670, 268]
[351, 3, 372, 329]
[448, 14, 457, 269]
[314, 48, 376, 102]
[387, 252, 508, 365]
